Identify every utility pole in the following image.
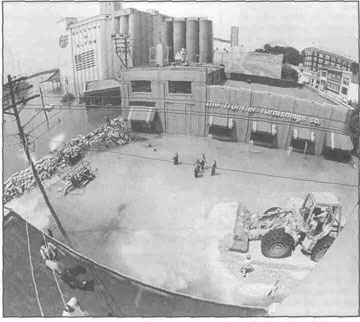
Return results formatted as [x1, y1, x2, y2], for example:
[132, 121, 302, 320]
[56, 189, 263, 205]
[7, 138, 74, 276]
[4, 75, 72, 247]
[39, 86, 49, 128]
[124, 36, 128, 68]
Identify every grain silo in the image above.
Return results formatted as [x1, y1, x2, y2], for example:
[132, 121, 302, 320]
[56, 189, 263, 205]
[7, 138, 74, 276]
[186, 18, 199, 63]
[173, 18, 186, 54]
[139, 11, 148, 65]
[199, 19, 213, 63]
[146, 13, 153, 64]
[152, 14, 165, 46]
[112, 17, 120, 34]
[129, 10, 141, 66]
[162, 19, 174, 62]
[119, 15, 129, 34]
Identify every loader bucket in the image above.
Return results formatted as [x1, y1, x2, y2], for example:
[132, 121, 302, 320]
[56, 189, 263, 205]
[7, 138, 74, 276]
[229, 202, 250, 253]
[229, 231, 249, 253]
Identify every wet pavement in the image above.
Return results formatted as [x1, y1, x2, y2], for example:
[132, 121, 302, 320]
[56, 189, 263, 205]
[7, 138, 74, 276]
[7, 134, 358, 307]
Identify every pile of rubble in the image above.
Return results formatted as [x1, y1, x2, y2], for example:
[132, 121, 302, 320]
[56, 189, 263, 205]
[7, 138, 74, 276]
[4, 117, 130, 204]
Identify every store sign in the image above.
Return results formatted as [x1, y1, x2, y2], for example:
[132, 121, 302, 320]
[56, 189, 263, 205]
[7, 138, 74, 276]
[206, 100, 320, 125]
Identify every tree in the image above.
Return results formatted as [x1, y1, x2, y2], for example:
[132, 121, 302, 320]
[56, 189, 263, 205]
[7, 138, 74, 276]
[350, 62, 359, 74]
[254, 44, 302, 65]
[281, 64, 299, 82]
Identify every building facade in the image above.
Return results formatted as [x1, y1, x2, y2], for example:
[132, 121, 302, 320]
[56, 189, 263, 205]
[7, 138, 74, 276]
[303, 47, 352, 73]
[58, 7, 214, 96]
[119, 66, 353, 156]
[302, 47, 357, 104]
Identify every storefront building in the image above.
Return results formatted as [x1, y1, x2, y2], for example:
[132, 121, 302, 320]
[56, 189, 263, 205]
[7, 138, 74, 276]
[119, 66, 353, 156]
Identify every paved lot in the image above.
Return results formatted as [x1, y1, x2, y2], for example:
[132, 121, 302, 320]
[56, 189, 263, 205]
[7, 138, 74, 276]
[8, 134, 358, 307]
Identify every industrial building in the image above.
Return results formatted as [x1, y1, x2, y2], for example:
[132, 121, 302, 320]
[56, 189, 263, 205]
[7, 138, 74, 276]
[119, 66, 353, 156]
[58, 3, 214, 97]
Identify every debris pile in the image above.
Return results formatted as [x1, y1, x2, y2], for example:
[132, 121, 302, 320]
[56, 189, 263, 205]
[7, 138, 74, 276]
[4, 117, 130, 204]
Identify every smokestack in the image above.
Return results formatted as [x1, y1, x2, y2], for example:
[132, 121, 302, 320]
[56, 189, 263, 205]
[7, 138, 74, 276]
[230, 26, 239, 47]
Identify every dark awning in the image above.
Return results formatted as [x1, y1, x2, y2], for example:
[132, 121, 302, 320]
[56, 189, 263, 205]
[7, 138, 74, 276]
[324, 132, 353, 151]
[293, 128, 315, 142]
[252, 121, 277, 134]
[127, 107, 156, 123]
[84, 79, 120, 94]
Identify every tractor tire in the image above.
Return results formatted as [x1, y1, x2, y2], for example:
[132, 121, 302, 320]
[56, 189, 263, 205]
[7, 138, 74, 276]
[261, 228, 294, 259]
[311, 236, 335, 263]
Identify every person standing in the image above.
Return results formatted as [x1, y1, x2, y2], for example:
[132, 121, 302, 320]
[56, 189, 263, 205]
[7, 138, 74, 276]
[173, 152, 179, 165]
[194, 162, 199, 178]
[211, 161, 217, 176]
[240, 254, 253, 277]
[200, 153, 207, 170]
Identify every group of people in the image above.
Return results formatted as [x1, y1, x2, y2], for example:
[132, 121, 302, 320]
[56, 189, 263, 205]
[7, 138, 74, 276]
[172, 153, 217, 178]
[40, 239, 95, 293]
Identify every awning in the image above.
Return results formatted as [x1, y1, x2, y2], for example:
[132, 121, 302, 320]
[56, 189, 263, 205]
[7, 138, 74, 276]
[127, 107, 156, 123]
[325, 132, 353, 151]
[252, 121, 277, 135]
[293, 128, 315, 142]
[84, 79, 120, 94]
[208, 116, 233, 129]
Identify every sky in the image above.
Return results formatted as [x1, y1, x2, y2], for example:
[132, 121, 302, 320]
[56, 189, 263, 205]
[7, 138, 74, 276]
[3, 1, 359, 76]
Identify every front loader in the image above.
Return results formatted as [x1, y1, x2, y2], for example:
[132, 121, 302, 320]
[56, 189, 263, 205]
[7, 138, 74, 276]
[229, 192, 343, 262]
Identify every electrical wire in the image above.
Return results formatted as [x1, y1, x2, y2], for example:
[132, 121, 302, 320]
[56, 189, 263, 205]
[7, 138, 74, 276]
[15, 104, 354, 137]
[25, 221, 45, 317]
[41, 232, 68, 311]
[87, 147, 358, 188]
[25, 134, 358, 188]
[26, 95, 353, 125]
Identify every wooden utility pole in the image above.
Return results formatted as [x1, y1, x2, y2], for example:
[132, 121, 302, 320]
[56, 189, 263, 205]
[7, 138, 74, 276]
[39, 86, 49, 128]
[5, 75, 72, 247]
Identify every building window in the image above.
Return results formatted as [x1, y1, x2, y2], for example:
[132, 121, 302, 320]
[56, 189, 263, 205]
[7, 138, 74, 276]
[342, 78, 349, 86]
[168, 81, 192, 94]
[341, 87, 348, 95]
[321, 71, 327, 77]
[131, 80, 152, 93]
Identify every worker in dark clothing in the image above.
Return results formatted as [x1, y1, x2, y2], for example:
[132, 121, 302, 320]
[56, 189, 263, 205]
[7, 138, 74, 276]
[194, 162, 199, 178]
[200, 153, 207, 170]
[211, 161, 217, 176]
[173, 152, 179, 165]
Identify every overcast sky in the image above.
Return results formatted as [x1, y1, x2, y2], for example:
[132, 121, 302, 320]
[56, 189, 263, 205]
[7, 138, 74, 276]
[3, 1, 359, 76]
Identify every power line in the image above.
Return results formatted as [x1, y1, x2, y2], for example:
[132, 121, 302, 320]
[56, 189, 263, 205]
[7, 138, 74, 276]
[86, 147, 357, 188]
[4, 74, 72, 247]
[26, 132, 357, 188]
[13, 105, 354, 137]
[32, 94, 353, 125]
[26, 221, 44, 317]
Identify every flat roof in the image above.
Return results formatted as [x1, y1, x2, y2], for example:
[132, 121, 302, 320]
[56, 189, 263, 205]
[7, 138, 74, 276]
[125, 64, 223, 73]
[224, 80, 338, 105]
